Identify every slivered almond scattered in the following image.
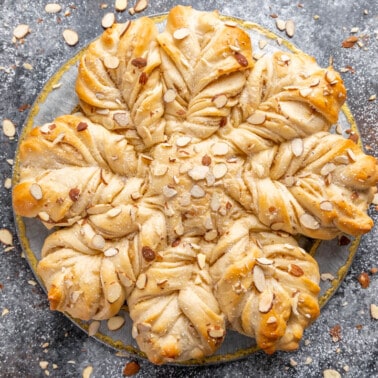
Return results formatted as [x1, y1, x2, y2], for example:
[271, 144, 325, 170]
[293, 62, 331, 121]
[88, 320, 100, 336]
[247, 112, 266, 125]
[259, 290, 274, 313]
[300, 213, 320, 229]
[102, 13, 115, 28]
[136, 273, 147, 289]
[213, 163, 228, 179]
[91, 234, 106, 250]
[275, 19, 286, 31]
[29, 183, 43, 200]
[63, 29, 79, 46]
[104, 55, 120, 69]
[212, 94, 228, 109]
[285, 19, 295, 37]
[211, 142, 229, 156]
[45, 3, 62, 13]
[2, 119, 16, 137]
[115, 0, 128, 12]
[13, 24, 30, 39]
[253, 265, 266, 292]
[107, 315, 125, 331]
[164, 89, 176, 103]
[173, 27, 190, 40]
[176, 136, 191, 147]
[291, 138, 304, 157]
[134, 0, 148, 13]
[0, 229, 13, 245]
[107, 282, 122, 303]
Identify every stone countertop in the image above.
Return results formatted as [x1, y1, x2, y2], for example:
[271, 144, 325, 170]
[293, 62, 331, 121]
[0, 0, 377, 377]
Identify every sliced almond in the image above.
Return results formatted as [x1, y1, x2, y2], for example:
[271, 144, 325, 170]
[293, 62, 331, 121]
[212, 94, 228, 109]
[176, 136, 192, 147]
[63, 29, 79, 46]
[253, 265, 266, 292]
[136, 273, 147, 289]
[208, 327, 225, 339]
[87, 204, 113, 215]
[107, 282, 122, 303]
[205, 172, 216, 186]
[102, 13, 115, 29]
[291, 138, 304, 157]
[88, 320, 101, 336]
[275, 19, 286, 31]
[107, 315, 125, 331]
[13, 24, 30, 39]
[258, 40, 268, 49]
[104, 55, 120, 69]
[152, 163, 168, 176]
[4, 178, 12, 189]
[104, 247, 119, 257]
[325, 70, 337, 84]
[190, 185, 205, 198]
[285, 19, 295, 37]
[320, 201, 334, 211]
[115, 0, 128, 12]
[118, 272, 133, 288]
[310, 78, 320, 87]
[107, 207, 122, 218]
[212, 163, 228, 179]
[91, 234, 106, 250]
[321, 272, 335, 281]
[370, 304, 378, 320]
[204, 229, 218, 241]
[259, 290, 274, 313]
[323, 369, 342, 378]
[300, 213, 320, 230]
[334, 155, 349, 164]
[45, 3, 62, 13]
[29, 183, 43, 200]
[38, 211, 50, 222]
[224, 20, 237, 27]
[271, 222, 285, 231]
[211, 142, 229, 156]
[247, 112, 266, 125]
[210, 193, 221, 211]
[346, 148, 357, 162]
[197, 253, 206, 270]
[320, 162, 336, 176]
[188, 165, 209, 181]
[299, 88, 312, 97]
[0, 229, 13, 246]
[134, 0, 148, 13]
[173, 27, 190, 40]
[2, 119, 16, 137]
[256, 257, 274, 265]
[163, 89, 176, 103]
[113, 112, 130, 127]
[163, 185, 178, 198]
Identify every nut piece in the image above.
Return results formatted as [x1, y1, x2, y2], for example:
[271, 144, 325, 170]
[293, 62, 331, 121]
[91, 234, 106, 250]
[176, 136, 192, 147]
[234, 52, 249, 67]
[134, 0, 148, 13]
[29, 183, 43, 200]
[259, 290, 274, 313]
[275, 19, 286, 31]
[212, 163, 228, 179]
[197, 253, 206, 269]
[88, 320, 101, 336]
[247, 112, 266, 125]
[2, 119, 16, 137]
[0, 229, 13, 246]
[107, 282, 122, 303]
[370, 304, 378, 320]
[212, 94, 228, 109]
[291, 138, 303, 157]
[358, 272, 370, 288]
[300, 213, 320, 230]
[115, 0, 128, 12]
[82, 366, 93, 378]
[45, 3, 62, 13]
[123, 361, 141, 376]
[63, 29, 79, 46]
[102, 13, 115, 29]
[253, 265, 266, 292]
[323, 369, 341, 378]
[285, 19, 295, 37]
[113, 112, 130, 127]
[173, 27, 190, 40]
[208, 327, 225, 339]
[13, 24, 30, 39]
[142, 246, 156, 261]
[104, 55, 120, 69]
[163, 89, 176, 103]
[190, 185, 205, 198]
[136, 273, 147, 289]
[163, 185, 178, 198]
[188, 165, 209, 181]
[288, 264, 304, 277]
[211, 142, 229, 156]
[107, 315, 125, 331]
[104, 247, 119, 257]
[320, 201, 334, 211]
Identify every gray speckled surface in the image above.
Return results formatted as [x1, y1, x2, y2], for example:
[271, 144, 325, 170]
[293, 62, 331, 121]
[0, 1, 377, 377]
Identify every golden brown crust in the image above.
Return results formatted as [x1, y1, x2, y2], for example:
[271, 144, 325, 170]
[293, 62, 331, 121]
[12, 5, 378, 365]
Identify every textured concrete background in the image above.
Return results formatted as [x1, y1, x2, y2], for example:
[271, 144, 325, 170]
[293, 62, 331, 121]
[0, 0, 377, 377]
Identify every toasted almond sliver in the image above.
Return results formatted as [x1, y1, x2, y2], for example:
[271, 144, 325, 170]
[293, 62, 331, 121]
[104, 247, 119, 257]
[136, 273, 147, 289]
[163, 89, 176, 103]
[208, 328, 225, 338]
[29, 183, 43, 200]
[325, 70, 337, 83]
[291, 138, 304, 157]
[247, 112, 266, 125]
[173, 27, 190, 40]
[275, 19, 286, 31]
[13, 24, 30, 39]
[224, 20, 237, 27]
[320, 201, 333, 211]
[213, 163, 228, 179]
[300, 213, 320, 230]
[2, 119, 16, 137]
[115, 0, 128, 12]
[107, 316, 125, 331]
[163, 185, 178, 198]
[107, 282, 122, 303]
[38, 211, 50, 222]
[370, 304, 378, 320]
[285, 19, 295, 37]
[104, 55, 120, 69]
[107, 207, 122, 218]
[204, 229, 218, 241]
[211, 142, 229, 156]
[45, 3, 62, 13]
[320, 162, 336, 176]
[299, 88, 312, 97]
[190, 185, 205, 198]
[134, 0, 148, 13]
[176, 136, 192, 147]
[197, 253, 206, 270]
[258, 39, 268, 49]
[0, 229, 13, 246]
[259, 290, 274, 313]
[212, 94, 228, 109]
[91, 234, 106, 250]
[253, 265, 266, 293]
[63, 29, 79, 46]
[256, 257, 274, 265]
[102, 13, 115, 29]
[82, 366, 93, 378]
[188, 165, 209, 181]
[321, 272, 335, 281]
[88, 320, 100, 336]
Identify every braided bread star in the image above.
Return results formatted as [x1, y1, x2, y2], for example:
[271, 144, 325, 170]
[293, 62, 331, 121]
[13, 5, 377, 365]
